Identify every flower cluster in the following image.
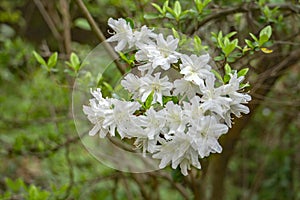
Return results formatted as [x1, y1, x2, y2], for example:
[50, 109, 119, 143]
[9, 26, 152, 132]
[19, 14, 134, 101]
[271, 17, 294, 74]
[83, 18, 251, 175]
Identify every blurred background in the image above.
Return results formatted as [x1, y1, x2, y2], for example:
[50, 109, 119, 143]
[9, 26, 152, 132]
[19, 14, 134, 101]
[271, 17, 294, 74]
[0, 0, 299, 199]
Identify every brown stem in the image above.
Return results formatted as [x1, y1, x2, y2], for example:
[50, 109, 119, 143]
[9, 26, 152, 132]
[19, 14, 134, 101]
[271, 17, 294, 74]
[59, 0, 72, 56]
[74, 0, 126, 74]
[33, 0, 63, 51]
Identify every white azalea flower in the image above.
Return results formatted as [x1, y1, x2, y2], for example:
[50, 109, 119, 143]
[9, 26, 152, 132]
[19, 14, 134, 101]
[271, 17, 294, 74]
[173, 78, 201, 100]
[107, 18, 134, 52]
[179, 54, 212, 87]
[83, 89, 111, 138]
[133, 26, 157, 47]
[182, 96, 204, 121]
[221, 72, 251, 127]
[153, 131, 201, 176]
[139, 73, 173, 105]
[102, 99, 140, 138]
[132, 107, 166, 154]
[136, 33, 180, 74]
[189, 116, 228, 158]
[121, 73, 142, 99]
[134, 107, 166, 140]
[164, 101, 187, 134]
[200, 75, 232, 117]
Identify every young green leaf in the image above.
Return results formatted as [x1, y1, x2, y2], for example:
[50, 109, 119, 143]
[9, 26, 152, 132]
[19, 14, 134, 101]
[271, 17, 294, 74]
[174, 1, 182, 18]
[259, 34, 269, 46]
[145, 91, 154, 109]
[47, 52, 58, 69]
[151, 3, 163, 14]
[126, 18, 135, 29]
[144, 13, 161, 19]
[32, 51, 47, 66]
[74, 18, 91, 31]
[214, 55, 225, 61]
[259, 25, 272, 39]
[237, 68, 249, 77]
[172, 28, 180, 39]
[194, 35, 202, 52]
[224, 63, 231, 75]
[70, 53, 80, 70]
[245, 39, 254, 48]
[249, 33, 258, 42]
[211, 69, 223, 83]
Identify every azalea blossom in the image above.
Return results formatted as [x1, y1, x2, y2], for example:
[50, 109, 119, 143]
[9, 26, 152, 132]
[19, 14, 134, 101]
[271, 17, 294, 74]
[179, 54, 212, 87]
[102, 98, 141, 138]
[83, 18, 252, 176]
[173, 78, 201, 100]
[139, 73, 173, 105]
[200, 75, 232, 117]
[107, 18, 134, 52]
[153, 131, 201, 176]
[121, 73, 143, 99]
[164, 101, 187, 134]
[133, 25, 157, 47]
[189, 116, 228, 158]
[136, 33, 180, 74]
[221, 72, 252, 127]
[83, 89, 111, 138]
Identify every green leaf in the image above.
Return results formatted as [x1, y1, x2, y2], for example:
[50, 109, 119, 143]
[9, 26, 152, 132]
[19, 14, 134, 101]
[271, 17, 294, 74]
[70, 53, 80, 70]
[74, 18, 91, 31]
[249, 33, 258, 42]
[126, 18, 135, 29]
[227, 56, 235, 63]
[245, 39, 254, 48]
[103, 82, 113, 92]
[151, 3, 163, 14]
[172, 28, 180, 39]
[238, 68, 249, 77]
[47, 52, 58, 68]
[214, 55, 224, 61]
[180, 10, 191, 19]
[166, 6, 177, 18]
[174, 1, 182, 18]
[259, 25, 272, 39]
[32, 51, 47, 66]
[223, 43, 236, 57]
[194, 35, 202, 52]
[145, 91, 154, 109]
[163, 1, 169, 13]
[226, 31, 237, 39]
[224, 74, 230, 83]
[144, 13, 161, 19]
[259, 34, 269, 46]
[224, 63, 231, 74]
[211, 69, 223, 82]
[240, 82, 250, 89]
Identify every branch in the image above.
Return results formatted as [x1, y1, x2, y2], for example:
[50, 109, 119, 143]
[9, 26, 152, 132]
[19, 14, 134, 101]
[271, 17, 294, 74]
[33, 0, 62, 43]
[192, 3, 300, 35]
[59, 0, 72, 56]
[208, 48, 300, 200]
[74, 0, 126, 74]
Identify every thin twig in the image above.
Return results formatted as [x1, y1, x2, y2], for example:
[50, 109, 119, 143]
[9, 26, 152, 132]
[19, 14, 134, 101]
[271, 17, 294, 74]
[74, 0, 126, 74]
[33, 0, 62, 43]
[59, 0, 72, 56]
[192, 3, 300, 35]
